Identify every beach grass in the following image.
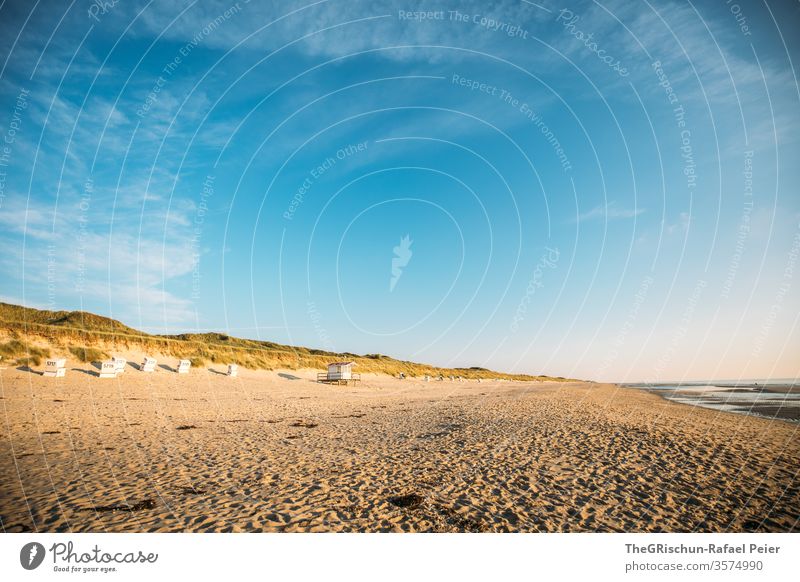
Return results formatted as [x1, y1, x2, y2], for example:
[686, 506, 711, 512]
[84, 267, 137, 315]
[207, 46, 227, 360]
[0, 338, 50, 367]
[0, 302, 569, 381]
[68, 346, 109, 363]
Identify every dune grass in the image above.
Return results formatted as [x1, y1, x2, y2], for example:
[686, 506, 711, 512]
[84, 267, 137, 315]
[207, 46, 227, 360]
[0, 302, 574, 381]
[0, 339, 51, 367]
[68, 346, 109, 363]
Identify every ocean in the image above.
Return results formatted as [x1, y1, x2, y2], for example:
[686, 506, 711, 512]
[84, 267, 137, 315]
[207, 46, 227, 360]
[622, 379, 800, 423]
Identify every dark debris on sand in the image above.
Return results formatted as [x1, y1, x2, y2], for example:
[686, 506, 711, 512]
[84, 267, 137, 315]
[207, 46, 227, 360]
[290, 420, 318, 428]
[388, 493, 424, 509]
[433, 503, 488, 532]
[388, 493, 488, 532]
[86, 499, 157, 512]
[179, 486, 206, 495]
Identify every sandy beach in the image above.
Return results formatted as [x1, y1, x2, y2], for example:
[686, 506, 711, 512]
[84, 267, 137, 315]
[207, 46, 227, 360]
[1, 358, 798, 533]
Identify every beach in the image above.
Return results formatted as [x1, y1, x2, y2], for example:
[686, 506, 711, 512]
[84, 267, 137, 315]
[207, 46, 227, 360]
[1, 361, 798, 533]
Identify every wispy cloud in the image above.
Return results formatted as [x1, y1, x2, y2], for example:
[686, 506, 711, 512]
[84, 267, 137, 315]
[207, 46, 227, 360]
[665, 211, 690, 235]
[577, 201, 645, 222]
[132, 0, 554, 62]
[0, 191, 198, 326]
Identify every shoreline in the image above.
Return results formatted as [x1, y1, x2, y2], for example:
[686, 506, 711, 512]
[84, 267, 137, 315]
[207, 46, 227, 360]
[619, 383, 800, 424]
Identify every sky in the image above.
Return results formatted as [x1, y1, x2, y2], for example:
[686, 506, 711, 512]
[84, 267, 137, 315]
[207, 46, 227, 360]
[0, 0, 798, 382]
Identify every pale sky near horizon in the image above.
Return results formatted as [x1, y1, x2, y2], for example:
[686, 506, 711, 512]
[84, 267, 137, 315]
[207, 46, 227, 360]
[0, 0, 798, 382]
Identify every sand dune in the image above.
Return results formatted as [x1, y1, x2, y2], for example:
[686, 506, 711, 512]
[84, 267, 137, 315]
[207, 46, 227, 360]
[1, 360, 797, 532]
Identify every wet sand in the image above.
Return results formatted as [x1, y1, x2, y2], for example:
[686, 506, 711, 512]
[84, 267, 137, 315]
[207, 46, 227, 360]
[627, 383, 800, 423]
[1, 362, 798, 532]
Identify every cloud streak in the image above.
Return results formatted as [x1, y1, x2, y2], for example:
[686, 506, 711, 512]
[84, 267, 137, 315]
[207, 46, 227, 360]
[577, 201, 645, 222]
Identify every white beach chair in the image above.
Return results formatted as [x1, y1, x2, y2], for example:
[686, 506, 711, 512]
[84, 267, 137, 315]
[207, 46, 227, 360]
[141, 357, 157, 372]
[227, 364, 238, 377]
[99, 360, 117, 378]
[43, 358, 66, 377]
[177, 359, 191, 374]
[113, 357, 126, 374]
[424, 375, 430, 382]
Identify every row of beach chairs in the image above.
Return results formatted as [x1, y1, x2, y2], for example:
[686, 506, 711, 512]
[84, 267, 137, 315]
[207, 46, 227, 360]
[412, 374, 480, 383]
[40, 358, 239, 378]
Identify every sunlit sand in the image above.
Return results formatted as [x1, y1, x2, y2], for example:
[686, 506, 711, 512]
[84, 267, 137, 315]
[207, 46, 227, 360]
[2, 360, 797, 532]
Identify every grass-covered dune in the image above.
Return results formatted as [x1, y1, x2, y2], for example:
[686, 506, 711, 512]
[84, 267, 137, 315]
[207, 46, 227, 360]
[0, 302, 571, 381]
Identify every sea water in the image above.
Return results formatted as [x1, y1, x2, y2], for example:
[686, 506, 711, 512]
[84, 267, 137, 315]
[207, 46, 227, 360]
[622, 378, 800, 423]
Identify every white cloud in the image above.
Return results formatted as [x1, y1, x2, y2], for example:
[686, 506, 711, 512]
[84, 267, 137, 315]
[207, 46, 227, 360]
[577, 201, 645, 222]
[0, 193, 198, 326]
[665, 211, 690, 235]
[132, 0, 555, 63]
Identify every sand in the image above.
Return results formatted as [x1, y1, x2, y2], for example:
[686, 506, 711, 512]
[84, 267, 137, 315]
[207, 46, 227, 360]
[1, 359, 798, 532]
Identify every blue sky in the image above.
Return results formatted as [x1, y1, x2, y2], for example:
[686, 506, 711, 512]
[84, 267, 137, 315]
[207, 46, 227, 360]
[0, 0, 798, 382]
